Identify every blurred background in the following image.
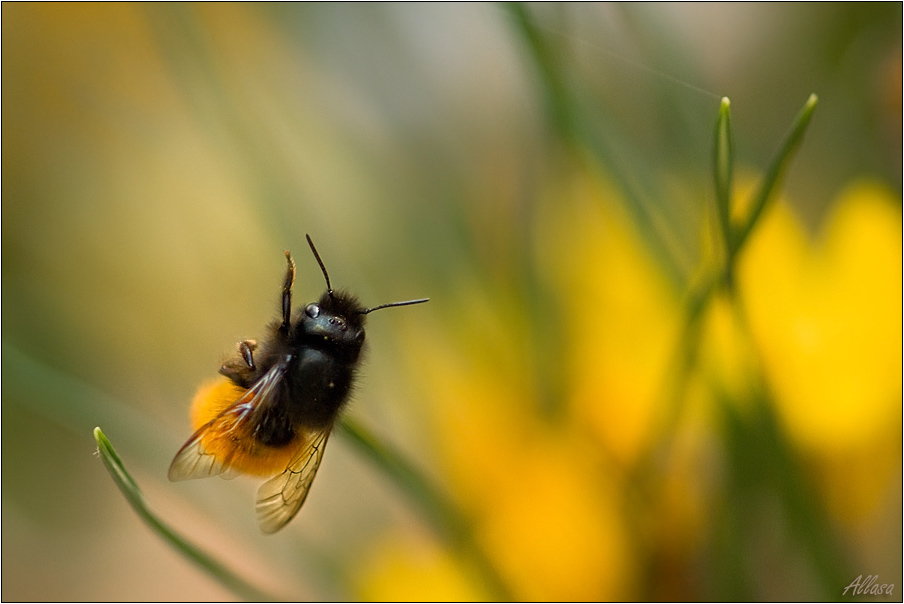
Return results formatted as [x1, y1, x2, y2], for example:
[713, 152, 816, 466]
[3, 3, 901, 601]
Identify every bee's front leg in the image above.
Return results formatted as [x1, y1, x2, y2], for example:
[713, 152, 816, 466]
[237, 339, 258, 368]
[219, 339, 258, 385]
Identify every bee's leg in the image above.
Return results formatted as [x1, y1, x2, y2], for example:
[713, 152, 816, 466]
[279, 251, 296, 337]
[238, 339, 258, 369]
[219, 339, 258, 385]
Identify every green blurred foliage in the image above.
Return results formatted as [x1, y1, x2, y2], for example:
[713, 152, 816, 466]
[2, 3, 900, 601]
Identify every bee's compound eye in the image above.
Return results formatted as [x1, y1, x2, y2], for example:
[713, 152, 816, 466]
[305, 304, 320, 318]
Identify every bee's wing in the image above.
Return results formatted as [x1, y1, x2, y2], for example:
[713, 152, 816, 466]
[168, 362, 289, 481]
[256, 424, 332, 534]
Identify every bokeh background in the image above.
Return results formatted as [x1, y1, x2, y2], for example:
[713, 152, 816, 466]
[3, 3, 901, 601]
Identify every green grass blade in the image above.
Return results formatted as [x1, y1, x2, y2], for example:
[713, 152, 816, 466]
[504, 4, 688, 289]
[731, 94, 818, 250]
[93, 427, 276, 602]
[504, 2, 574, 142]
[713, 97, 734, 256]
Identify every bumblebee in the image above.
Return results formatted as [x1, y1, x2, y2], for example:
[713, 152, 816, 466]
[169, 235, 428, 533]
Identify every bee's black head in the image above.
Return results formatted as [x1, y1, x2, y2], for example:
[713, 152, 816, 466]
[299, 234, 429, 348]
[300, 290, 367, 348]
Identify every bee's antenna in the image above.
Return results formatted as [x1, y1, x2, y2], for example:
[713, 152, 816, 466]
[360, 298, 430, 315]
[306, 234, 333, 297]
[307, 234, 427, 313]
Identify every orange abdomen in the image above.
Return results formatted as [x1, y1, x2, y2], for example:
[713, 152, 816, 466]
[190, 379, 305, 477]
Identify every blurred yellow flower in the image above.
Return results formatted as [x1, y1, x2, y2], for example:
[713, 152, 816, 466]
[355, 533, 488, 602]
[537, 171, 682, 468]
[738, 180, 902, 522]
[738, 180, 902, 454]
[477, 438, 632, 601]
[400, 307, 634, 600]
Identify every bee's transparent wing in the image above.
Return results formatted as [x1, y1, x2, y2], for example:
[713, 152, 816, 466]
[256, 425, 332, 534]
[168, 362, 288, 481]
[167, 403, 252, 480]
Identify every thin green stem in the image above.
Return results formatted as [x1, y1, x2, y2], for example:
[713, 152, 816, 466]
[648, 93, 819, 472]
[713, 97, 734, 261]
[93, 428, 276, 602]
[504, 2, 575, 143]
[504, 3, 688, 290]
[731, 94, 819, 252]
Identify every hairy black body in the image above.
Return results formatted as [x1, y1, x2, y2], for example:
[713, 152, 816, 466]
[169, 234, 427, 533]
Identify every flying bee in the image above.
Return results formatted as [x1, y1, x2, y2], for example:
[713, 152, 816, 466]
[168, 235, 428, 533]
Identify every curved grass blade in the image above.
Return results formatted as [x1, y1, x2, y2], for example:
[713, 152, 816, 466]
[713, 96, 734, 257]
[731, 94, 818, 251]
[93, 427, 276, 602]
[653, 94, 819, 461]
[504, 2, 574, 142]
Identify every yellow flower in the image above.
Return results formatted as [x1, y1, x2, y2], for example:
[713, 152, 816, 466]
[738, 180, 902, 453]
[537, 171, 682, 468]
[402, 308, 634, 600]
[355, 533, 488, 602]
[738, 180, 902, 522]
[469, 423, 632, 600]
